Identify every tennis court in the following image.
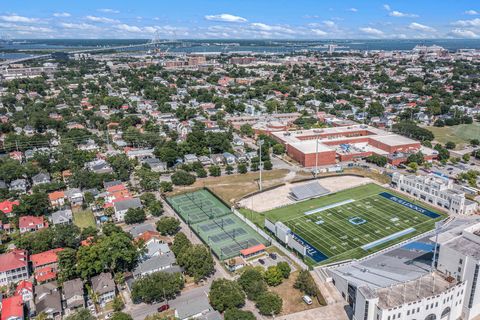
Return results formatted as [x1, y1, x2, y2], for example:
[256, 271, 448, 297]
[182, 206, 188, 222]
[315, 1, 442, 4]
[167, 189, 231, 224]
[167, 189, 269, 259]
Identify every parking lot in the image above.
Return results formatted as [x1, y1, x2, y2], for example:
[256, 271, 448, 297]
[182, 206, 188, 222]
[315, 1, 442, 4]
[250, 252, 297, 273]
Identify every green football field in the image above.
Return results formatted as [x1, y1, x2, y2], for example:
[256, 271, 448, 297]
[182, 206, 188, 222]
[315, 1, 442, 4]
[264, 184, 446, 264]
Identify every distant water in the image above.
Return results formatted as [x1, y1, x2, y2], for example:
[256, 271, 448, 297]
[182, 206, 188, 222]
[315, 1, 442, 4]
[2, 39, 480, 59]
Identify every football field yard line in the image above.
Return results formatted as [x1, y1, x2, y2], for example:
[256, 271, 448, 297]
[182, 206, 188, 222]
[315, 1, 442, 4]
[284, 194, 435, 260]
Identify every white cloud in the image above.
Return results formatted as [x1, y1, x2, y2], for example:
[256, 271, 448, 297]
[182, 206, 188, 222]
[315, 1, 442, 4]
[453, 18, 480, 27]
[359, 27, 384, 36]
[0, 22, 52, 33]
[465, 10, 479, 15]
[98, 8, 120, 14]
[115, 24, 142, 33]
[449, 28, 479, 38]
[323, 20, 337, 28]
[204, 14, 247, 23]
[311, 29, 327, 36]
[250, 22, 296, 34]
[53, 12, 71, 17]
[0, 14, 39, 23]
[60, 23, 99, 31]
[389, 10, 419, 18]
[85, 15, 119, 23]
[408, 22, 436, 32]
[348, 8, 358, 12]
[383, 4, 391, 11]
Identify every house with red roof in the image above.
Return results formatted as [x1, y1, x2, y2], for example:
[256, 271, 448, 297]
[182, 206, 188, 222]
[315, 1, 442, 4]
[18, 216, 48, 234]
[1, 295, 24, 320]
[30, 248, 64, 271]
[14, 280, 33, 303]
[8, 151, 23, 162]
[0, 249, 29, 286]
[48, 191, 66, 208]
[31, 248, 64, 284]
[0, 200, 19, 216]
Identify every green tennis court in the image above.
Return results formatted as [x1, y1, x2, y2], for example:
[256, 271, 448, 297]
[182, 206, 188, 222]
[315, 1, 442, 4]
[167, 189, 269, 259]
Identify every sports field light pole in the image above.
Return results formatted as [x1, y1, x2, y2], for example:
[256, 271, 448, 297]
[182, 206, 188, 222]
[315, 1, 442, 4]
[314, 138, 319, 178]
[258, 139, 264, 191]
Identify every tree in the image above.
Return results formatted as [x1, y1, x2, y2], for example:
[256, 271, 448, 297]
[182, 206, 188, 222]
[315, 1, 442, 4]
[124, 208, 146, 225]
[156, 217, 180, 236]
[111, 313, 132, 320]
[177, 244, 214, 282]
[209, 279, 245, 313]
[196, 167, 207, 178]
[445, 141, 456, 150]
[406, 151, 424, 165]
[240, 124, 254, 137]
[263, 160, 273, 170]
[294, 270, 318, 297]
[225, 165, 234, 175]
[471, 139, 480, 147]
[408, 162, 418, 172]
[64, 309, 95, 320]
[272, 144, 285, 155]
[112, 296, 125, 312]
[238, 163, 248, 174]
[171, 170, 196, 186]
[366, 101, 384, 117]
[264, 266, 283, 286]
[209, 165, 221, 177]
[238, 267, 267, 300]
[224, 309, 256, 320]
[255, 292, 282, 316]
[365, 155, 387, 167]
[171, 232, 192, 257]
[131, 272, 184, 304]
[58, 248, 79, 282]
[276, 262, 291, 279]
[463, 153, 471, 162]
[159, 181, 173, 193]
[148, 201, 164, 217]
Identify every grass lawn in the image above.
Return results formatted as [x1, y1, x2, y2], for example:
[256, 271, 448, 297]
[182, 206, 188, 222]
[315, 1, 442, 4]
[425, 123, 480, 149]
[270, 271, 325, 315]
[263, 183, 446, 265]
[73, 209, 97, 229]
[169, 169, 290, 204]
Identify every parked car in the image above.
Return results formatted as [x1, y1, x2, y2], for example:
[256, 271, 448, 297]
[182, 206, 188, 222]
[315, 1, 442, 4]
[158, 304, 170, 312]
[269, 253, 277, 260]
[258, 259, 265, 265]
[303, 295, 313, 305]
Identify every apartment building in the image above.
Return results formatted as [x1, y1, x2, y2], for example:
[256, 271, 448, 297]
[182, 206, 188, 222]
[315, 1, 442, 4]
[391, 172, 478, 215]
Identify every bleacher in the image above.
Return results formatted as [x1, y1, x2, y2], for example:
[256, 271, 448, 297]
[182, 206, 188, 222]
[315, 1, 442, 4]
[290, 182, 330, 201]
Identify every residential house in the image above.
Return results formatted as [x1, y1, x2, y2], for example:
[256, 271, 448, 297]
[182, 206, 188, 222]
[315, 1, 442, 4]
[129, 223, 156, 238]
[48, 191, 66, 208]
[126, 148, 154, 160]
[35, 282, 62, 319]
[184, 154, 199, 164]
[133, 252, 180, 278]
[9, 179, 27, 193]
[1, 295, 24, 320]
[62, 279, 85, 315]
[15, 280, 34, 303]
[91, 273, 116, 306]
[19, 216, 48, 233]
[0, 200, 19, 217]
[50, 209, 73, 226]
[222, 152, 236, 165]
[30, 248, 64, 283]
[65, 189, 83, 207]
[210, 154, 224, 165]
[113, 198, 142, 222]
[140, 157, 167, 172]
[0, 249, 29, 286]
[31, 173, 51, 186]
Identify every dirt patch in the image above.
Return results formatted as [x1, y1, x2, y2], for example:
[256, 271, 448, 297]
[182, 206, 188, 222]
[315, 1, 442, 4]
[168, 169, 290, 204]
[238, 175, 373, 212]
[270, 271, 322, 316]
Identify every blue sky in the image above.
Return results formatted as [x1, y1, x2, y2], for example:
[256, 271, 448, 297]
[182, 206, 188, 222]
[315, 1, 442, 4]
[1, 0, 480, 39]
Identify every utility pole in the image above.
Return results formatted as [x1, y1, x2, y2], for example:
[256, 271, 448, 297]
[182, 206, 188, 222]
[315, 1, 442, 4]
[258, 139, 264, 191]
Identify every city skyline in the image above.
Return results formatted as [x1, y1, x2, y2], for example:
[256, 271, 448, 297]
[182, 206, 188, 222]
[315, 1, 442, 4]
[1, 0, 480, 39]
